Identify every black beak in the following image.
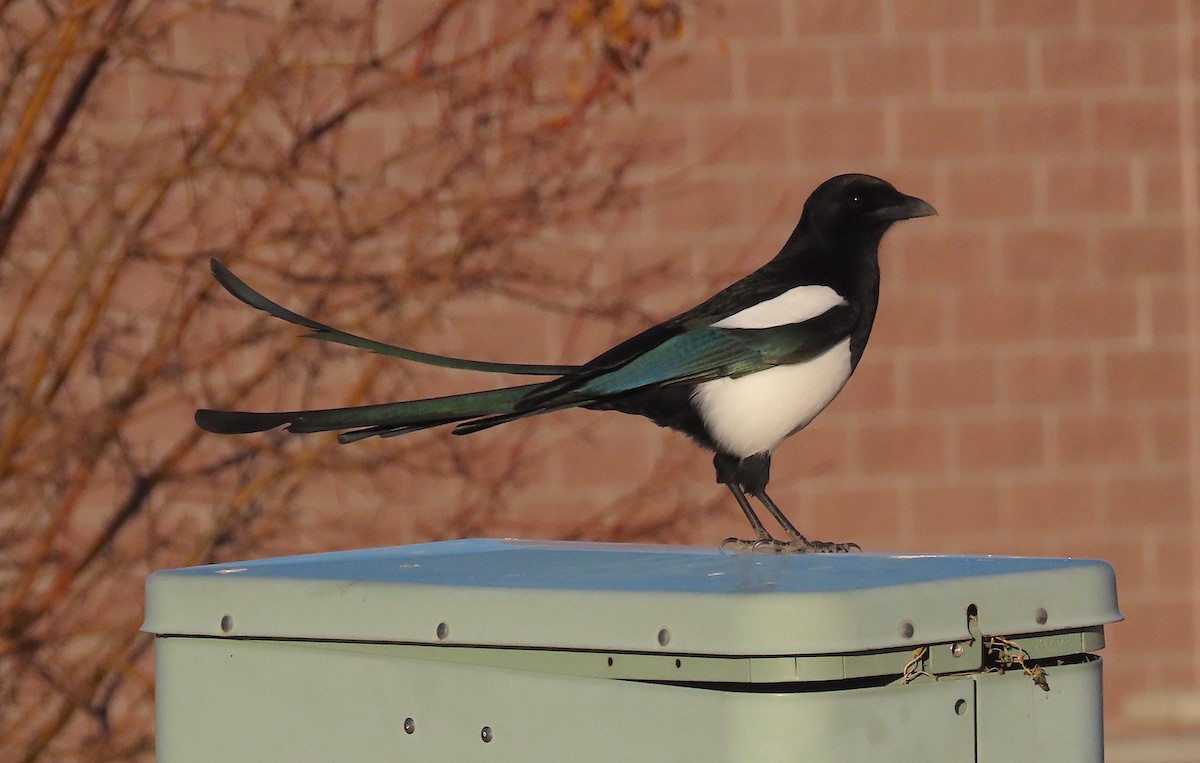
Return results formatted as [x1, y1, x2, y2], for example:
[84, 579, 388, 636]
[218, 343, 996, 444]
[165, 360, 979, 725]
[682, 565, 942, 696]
[872, 194, 937, 221]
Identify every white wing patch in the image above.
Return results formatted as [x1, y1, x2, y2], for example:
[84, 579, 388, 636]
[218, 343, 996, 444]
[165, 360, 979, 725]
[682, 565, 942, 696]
[712, 285, 847, 330]
[691, 338, 852, 458]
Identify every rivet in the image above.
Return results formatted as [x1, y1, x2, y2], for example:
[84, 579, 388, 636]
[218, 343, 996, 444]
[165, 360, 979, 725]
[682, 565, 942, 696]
[220, 614, 233, 634]
[899, 621, 915, 639]
[657, 628, 671, 647]
[436, 621, 449, 640]
[1035, 608, 1048, 625]
[954, 698, 968, 716]
[403, 717, 415, 734]
[951, 642, 965, 658]
[481, 726, 493, 743]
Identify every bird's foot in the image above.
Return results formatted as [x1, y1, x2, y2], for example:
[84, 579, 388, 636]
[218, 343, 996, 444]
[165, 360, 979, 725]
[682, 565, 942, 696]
[720, 536, 791, 554]
[721, 536, 843, 554]
[788, 537, 861, 554]
[720, 536, 862, 554]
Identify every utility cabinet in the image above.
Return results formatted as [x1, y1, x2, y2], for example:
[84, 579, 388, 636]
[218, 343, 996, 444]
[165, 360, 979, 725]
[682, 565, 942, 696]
[144, 539, 1121, 761]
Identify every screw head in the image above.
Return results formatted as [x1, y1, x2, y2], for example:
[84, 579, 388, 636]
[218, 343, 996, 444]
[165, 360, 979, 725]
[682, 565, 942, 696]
[436, 621, 449, 640]
[657, 627, 671, 646]
[899, 621, 915, 639]
[403, 717, 415, 734]
[1035, 608, 1048, 625]
[951, 642, 965, 658]
[219, 614, 233, 634]
[481, 726, 493, 743]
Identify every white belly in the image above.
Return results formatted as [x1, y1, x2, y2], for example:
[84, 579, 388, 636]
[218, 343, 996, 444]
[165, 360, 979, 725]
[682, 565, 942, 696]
[691, 338, 852, 458]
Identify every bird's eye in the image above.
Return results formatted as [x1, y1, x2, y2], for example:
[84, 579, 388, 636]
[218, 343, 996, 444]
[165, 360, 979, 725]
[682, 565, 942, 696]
[848, 195, 863, 208]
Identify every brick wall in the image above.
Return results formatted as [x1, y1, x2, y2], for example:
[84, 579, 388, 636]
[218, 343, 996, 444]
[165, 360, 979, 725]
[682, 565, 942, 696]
[153, 0, 1197, 748]
[12, 0, 1196, 756]
[583, 0, 1198, 748]
[106, 0, 1198, 749]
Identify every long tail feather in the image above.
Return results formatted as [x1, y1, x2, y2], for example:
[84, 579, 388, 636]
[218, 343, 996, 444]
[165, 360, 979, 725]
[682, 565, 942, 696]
[210, 259, 579, 376]
[196, 383, 545, 438]
[452, 401, 582, 435]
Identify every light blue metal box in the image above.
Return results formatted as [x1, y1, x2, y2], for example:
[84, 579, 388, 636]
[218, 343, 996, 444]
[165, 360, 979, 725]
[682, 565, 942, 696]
[144, 539, 1121, 761]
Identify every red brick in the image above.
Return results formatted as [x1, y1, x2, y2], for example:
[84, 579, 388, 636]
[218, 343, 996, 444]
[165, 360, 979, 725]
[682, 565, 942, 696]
[1043, 284, 1139, 340]
[1146, 533, 1195, 590]
[1107, 597, 1194, 652]
[912, 482, 1003, 535]
[1195, 31, 1200, 82]
[556, 416, 663, 490]
[692, 113, 794, 166]
[1096, 224, 1186, 277]
[1055, 412, 1145, 467]
[998, 226, 1092, 282]
[732, 172, 823, 228]
[953, 287, 1042, 344]
[694, 1, 785, 38]
[1039, 536, 1143, 586]
[1091, 0, 1178, 26]
[794, 106, 888, 162]
[791, 486, 905, 547]
[835, 359, 899, 411]
[897, 104, 989, 158]
[992, 101, 1087, 155]
[842, 41, 934, 98]
[1105, 348, 1190, 402]
[1093, 98, 1180, 152]
[1002, 352, 1096, 405]
[643, 49, 734, 104]
[337, 116, 391, 177]
[1004, 476, 1103, 530]
[1108, 473, 1191, 530]
[649, 177, 746, 231]
[993, 0, 1080, 28]
[857, 420, 948, 475]
[873, 290, 947, 347]
[943, 39, 1031, 93]
[794, 0, 885, 35]
[1147, 411, 1190, 465]
[892, 0, 983, 31]
[1149, 283, 1190, 338]
[958, 416, 1046, 470]
[170, 8, 277, 68]
[1046, 161, 1134, 216]
[743, 45, 836, 101]
[1144, 159, 1186, 213]
[894, 228, 993, 285]
[944, 165, 1037, 220]
[907, 356, 998, 409]
[879, 168, 938, 200]
[775, 420, 853, 478]
[1133, 34, 1180, 87]
[1041, 36, 1132, 89]
[598, 110, 689, 167]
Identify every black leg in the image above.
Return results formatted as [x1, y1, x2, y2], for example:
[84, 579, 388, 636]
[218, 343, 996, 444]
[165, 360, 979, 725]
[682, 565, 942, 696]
[714, 451, 859, 553]
[754, 488, 860, 554]
[752, 488, 811, 544]
[723, 482, 773, 541]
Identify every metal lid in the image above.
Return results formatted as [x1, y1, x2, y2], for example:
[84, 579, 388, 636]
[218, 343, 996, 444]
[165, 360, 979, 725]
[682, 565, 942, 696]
[142, 539, 1121, 655]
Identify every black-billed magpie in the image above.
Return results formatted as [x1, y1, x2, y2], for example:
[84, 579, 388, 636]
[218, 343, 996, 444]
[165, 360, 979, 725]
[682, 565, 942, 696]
[196, 174, 935, 552]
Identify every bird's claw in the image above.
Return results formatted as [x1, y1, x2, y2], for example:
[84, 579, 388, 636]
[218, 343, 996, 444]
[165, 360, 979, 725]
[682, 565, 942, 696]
[800, 539, 861, 554]
[720, 536, 862, 554]
[721, 537, 767, 553]
[720, 537, 786, 553]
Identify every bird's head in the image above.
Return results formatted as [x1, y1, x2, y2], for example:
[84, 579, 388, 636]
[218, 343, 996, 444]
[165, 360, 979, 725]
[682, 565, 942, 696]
[801, 174, 936, 243]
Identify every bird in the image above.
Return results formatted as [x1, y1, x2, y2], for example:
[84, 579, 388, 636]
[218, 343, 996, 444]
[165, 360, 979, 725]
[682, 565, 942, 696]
[196, 173, 936, 552]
